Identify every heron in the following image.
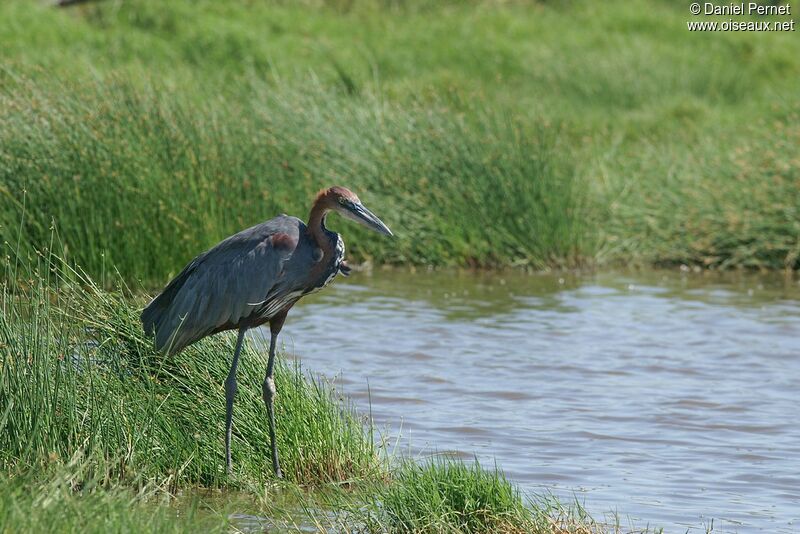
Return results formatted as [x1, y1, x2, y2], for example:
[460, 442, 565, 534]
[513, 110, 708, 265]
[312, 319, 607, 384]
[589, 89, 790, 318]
[140, 186, 392, 478]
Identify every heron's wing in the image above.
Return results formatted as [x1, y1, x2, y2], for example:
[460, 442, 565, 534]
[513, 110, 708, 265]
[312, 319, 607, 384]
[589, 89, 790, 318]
[142, 217, 301, 354]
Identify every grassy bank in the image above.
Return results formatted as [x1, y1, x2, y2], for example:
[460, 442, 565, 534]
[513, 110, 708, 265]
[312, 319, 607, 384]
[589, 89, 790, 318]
[0, 461, 607, 534]
[1, 0, 798, 276]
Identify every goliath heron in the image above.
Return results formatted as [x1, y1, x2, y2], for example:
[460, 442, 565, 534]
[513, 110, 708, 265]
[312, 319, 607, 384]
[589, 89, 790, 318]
[140, 186, 392, 478]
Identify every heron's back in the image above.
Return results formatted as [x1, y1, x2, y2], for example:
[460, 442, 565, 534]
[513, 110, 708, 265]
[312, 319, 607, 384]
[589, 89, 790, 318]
[141, 216, 305, 354]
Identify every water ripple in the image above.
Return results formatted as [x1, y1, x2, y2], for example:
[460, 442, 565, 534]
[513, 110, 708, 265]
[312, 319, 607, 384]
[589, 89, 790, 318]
[270, 270, 800, 534]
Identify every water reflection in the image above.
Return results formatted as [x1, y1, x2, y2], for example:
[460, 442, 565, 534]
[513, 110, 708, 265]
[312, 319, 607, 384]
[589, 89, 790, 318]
[265, 269, 799, 534]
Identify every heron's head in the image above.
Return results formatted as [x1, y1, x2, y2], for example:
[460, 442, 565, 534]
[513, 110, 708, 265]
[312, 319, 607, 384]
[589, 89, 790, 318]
[316, 186, 393, 236]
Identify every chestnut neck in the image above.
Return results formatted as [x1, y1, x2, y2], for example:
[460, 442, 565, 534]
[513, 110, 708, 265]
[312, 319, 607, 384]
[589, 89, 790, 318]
[307, 196, 334, 253]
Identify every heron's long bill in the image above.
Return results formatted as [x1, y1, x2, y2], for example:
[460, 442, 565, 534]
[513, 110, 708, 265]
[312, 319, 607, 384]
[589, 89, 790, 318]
[349, 202, 393, 236]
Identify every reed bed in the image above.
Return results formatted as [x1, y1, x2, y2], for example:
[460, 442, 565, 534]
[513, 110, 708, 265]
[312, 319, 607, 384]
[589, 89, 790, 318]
[1, 0, 797, 276]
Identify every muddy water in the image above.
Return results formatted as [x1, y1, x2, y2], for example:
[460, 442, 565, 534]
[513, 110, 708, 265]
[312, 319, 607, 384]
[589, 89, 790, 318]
[269, 270, 799, 533]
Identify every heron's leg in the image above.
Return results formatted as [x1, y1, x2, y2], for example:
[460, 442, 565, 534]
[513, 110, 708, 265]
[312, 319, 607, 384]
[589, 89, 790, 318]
[264, 311, 288, 479]
[225, 327, 247, 474]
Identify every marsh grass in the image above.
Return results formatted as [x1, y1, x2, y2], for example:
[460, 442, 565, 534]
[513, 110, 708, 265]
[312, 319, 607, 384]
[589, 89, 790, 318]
[0, 71, 585, 281]
[0, 0, 790, 529]
[599, 119, 800, 270]
[1, 0, 797, 275]
[366, 458, 539, 533]
[344, 457, 645, 534]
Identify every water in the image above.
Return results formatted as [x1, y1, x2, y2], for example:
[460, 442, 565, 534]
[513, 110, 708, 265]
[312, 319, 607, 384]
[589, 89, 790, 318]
[268, 270, 800, 533]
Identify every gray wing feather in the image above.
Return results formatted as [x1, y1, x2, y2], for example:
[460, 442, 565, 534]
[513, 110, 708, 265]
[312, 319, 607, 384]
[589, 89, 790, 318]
[141, 217, 300, 354]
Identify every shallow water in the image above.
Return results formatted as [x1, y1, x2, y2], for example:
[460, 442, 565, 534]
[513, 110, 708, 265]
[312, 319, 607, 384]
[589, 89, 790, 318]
[266, 269, 799, 533]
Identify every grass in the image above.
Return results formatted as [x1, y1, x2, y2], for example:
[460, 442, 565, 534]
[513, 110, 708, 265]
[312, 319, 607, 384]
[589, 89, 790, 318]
[0, 0, 797, 276]
[365, 458, 540, 533]
[0, 459, 618, 534]
[0, 468, 230, 534]
[0, 73, 584, 281]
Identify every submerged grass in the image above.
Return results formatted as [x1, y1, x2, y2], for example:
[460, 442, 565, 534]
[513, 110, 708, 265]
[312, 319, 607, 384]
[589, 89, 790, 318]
[1, 0, 798, 274]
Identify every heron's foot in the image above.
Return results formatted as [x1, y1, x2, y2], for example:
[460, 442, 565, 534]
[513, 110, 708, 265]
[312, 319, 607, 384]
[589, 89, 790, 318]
[339, 260, 352, 276]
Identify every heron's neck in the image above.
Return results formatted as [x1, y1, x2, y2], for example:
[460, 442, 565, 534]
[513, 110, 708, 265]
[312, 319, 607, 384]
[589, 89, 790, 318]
[307, 203, 334, 253]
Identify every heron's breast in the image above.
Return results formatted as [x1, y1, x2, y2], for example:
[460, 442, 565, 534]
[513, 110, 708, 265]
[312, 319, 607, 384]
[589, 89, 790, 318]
[306, 235, 344, 295]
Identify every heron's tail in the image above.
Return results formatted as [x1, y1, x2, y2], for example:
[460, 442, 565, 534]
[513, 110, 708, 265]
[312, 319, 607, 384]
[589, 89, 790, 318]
[141, 260, 200, 354]
[141, 295, 170, 351]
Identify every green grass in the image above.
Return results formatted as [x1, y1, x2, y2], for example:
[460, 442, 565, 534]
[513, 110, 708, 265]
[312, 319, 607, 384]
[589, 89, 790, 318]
[0, 468, 230, 534]
[366, 458, 540, 533]
[0, 73, 584, 280]
[340, 457, 620, 534]
[0, 0, 798, 275]
[0, 459, 616, 534]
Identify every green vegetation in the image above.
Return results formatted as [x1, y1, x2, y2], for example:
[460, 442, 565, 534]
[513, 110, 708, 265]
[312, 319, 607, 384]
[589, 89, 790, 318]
[0, 470, 229, 534]
[1, 0, 797, 277]
[0, 75, 581, 279]
[366, 459, 539, 533]
[363, 458, 613, 533]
